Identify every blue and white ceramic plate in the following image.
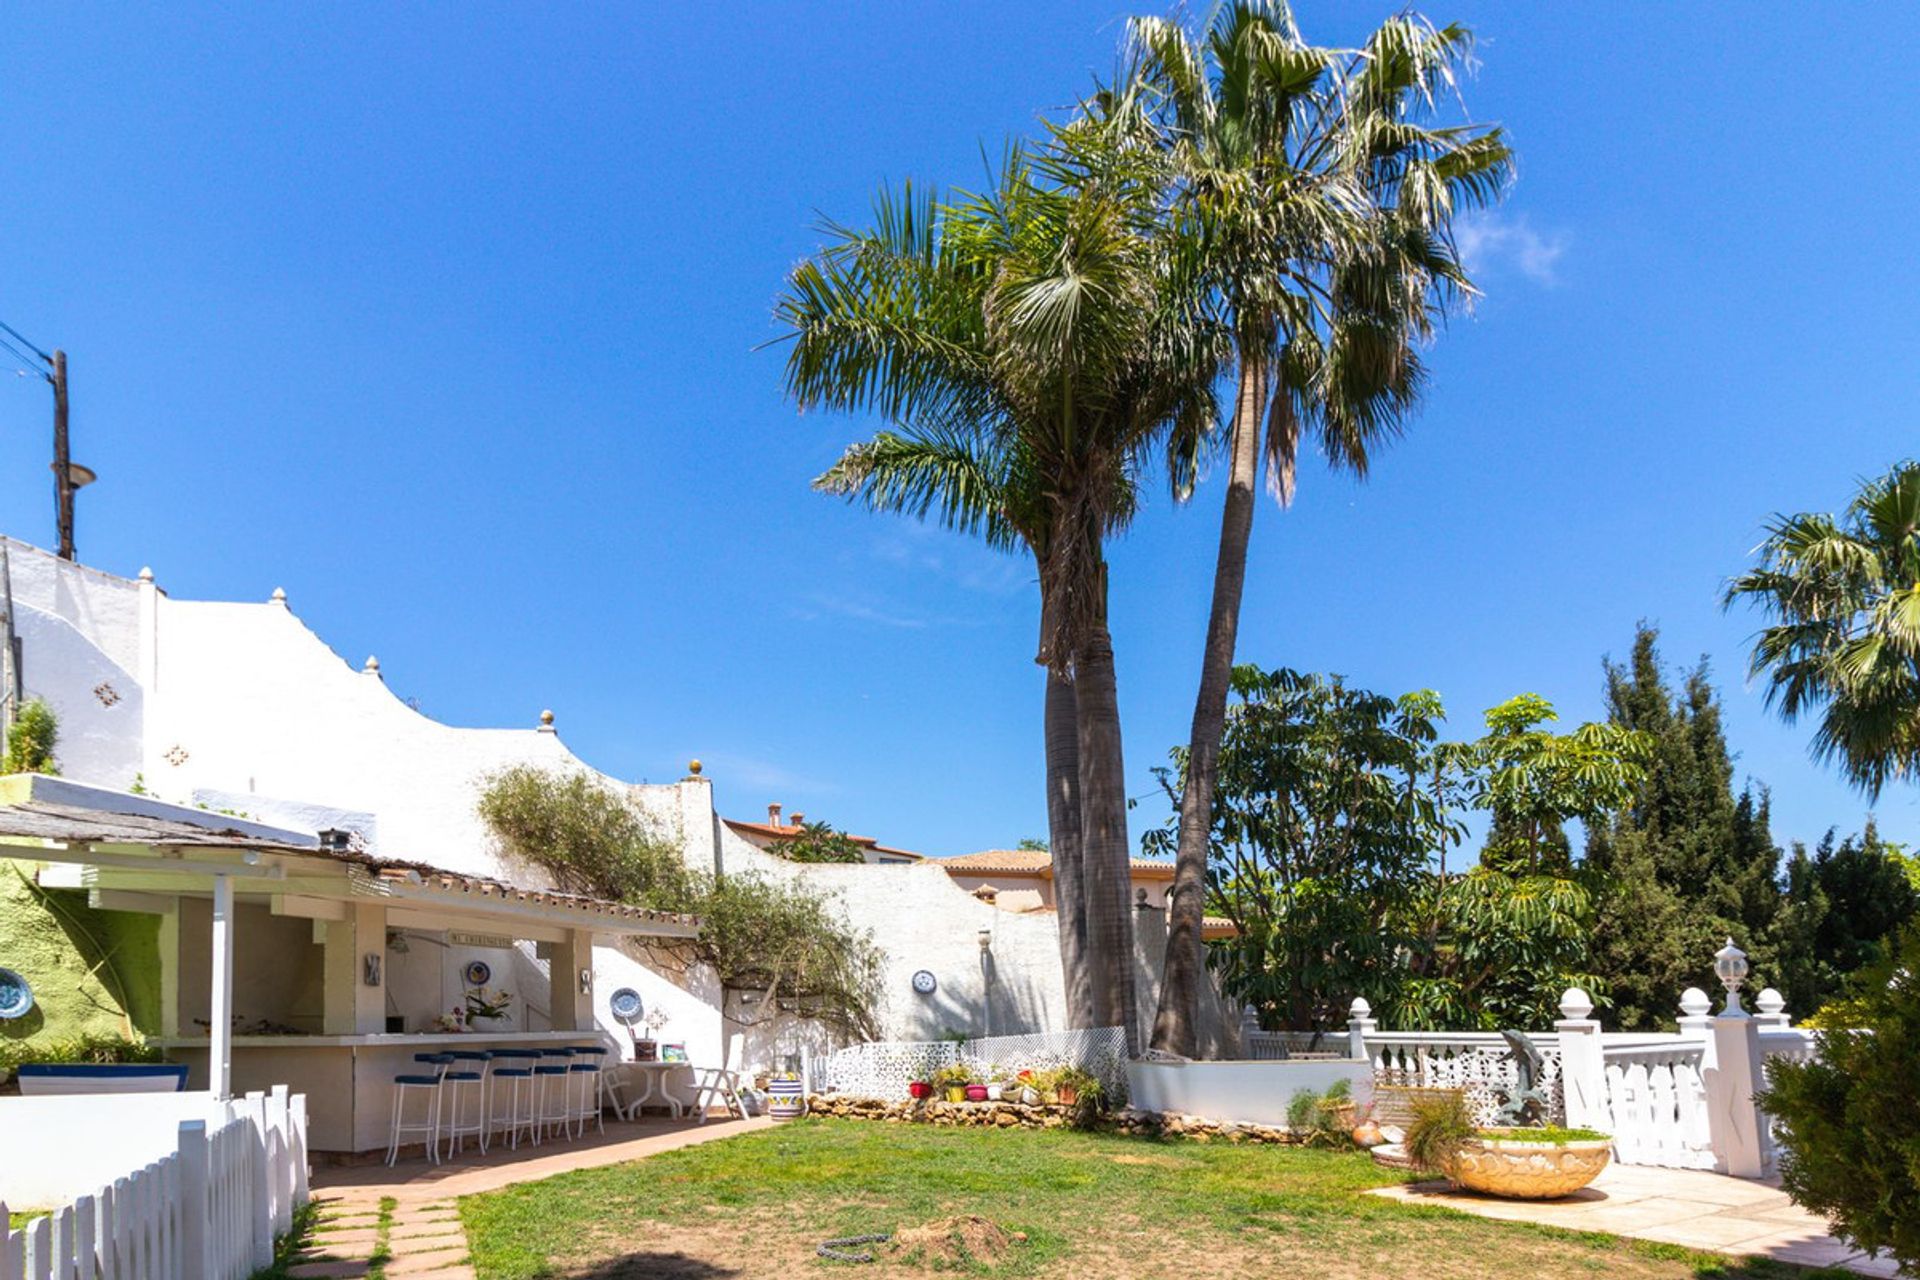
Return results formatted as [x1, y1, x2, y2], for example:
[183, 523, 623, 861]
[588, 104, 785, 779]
[0, 968, 34, 1020]
[609, 987, 644, 1022]
[463, 960, 492, 987]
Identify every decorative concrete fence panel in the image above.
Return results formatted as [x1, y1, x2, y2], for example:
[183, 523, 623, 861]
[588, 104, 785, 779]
[817, 1027, 1129, 1102]
[0, 1087, 307, 1280]
[1366, 1032, 1568, 1127]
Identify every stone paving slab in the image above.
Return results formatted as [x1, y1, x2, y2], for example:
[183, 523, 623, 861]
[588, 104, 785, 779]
[386, 1246, 473, 1275]
[1368, 1163, 1893, 1276]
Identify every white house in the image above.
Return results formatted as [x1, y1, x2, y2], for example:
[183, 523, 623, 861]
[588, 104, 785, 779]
[0, 534, 1221, 1084]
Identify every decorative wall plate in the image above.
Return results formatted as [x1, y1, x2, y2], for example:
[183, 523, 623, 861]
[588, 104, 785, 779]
[0, 968, 33, 1020]
[609, 987, 644, 1023]
[462, 959, 492, 987]
[911, 969, 937, 995]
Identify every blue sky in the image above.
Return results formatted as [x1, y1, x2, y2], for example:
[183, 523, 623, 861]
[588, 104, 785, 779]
[2, 3, 1915, 859]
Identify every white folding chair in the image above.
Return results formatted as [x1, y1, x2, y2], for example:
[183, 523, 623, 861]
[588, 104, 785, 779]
[688, 1033, 747, 1125]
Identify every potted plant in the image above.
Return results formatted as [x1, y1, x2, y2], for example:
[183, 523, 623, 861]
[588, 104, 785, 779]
[1286, 1080, 1358, 1148]
[984, 1067, 1008, 1102]
[1015, 1069, 1042, 1106]
[908, 1079, 932, 1100]
[1404, 1091, 1612, 1199]
[930, 1064, 973, 1103]
[1053, 1066, 1102, 1111]
[464, 987, 513, 1027]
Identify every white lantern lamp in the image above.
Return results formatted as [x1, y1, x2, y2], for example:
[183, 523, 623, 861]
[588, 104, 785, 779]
[1713, 938, 1750, 1014]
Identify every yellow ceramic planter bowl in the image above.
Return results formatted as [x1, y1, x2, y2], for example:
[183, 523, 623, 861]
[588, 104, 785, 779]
[1446, 1136, 1612, 1199]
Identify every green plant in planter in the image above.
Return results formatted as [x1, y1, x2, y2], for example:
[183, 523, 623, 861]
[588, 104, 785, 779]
[2, 699, 58, 775]
[930, 1064, 974, 1099]
[1286, 1079, 1357, 1148]
[1404, 1091, 1478, 1174]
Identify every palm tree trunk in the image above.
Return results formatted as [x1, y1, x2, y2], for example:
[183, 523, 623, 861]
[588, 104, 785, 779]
[1151, 350, 1269, 1057]
[1075, 569, 1140, 1050]
[1045, 664, 1095, 1028]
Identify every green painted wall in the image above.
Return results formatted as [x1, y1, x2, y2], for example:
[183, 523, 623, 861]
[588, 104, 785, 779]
[0, 863, 162, 1053]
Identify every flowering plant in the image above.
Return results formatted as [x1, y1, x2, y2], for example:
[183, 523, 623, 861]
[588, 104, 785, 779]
[465, 987, 513, 1021]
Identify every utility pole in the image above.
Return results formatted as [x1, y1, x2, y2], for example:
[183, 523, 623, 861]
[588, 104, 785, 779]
[52, 349, 74, 560]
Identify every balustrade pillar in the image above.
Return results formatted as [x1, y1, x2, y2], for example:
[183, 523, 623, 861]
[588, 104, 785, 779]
[1553, 988, 1606, 1131]
[1347, 997, 1376, 1062]
[1702, 939, 1768, 1178]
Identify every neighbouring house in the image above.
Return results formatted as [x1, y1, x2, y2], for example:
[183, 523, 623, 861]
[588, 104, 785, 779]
[724, 803, 923, 865]
[937, 848, 1238, 940]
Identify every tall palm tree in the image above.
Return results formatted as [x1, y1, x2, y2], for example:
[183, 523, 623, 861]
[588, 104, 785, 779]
[1726, 460, 1920, 798]
[777, 136, 1223, 1043]
[1126, 2, 1512, 1055]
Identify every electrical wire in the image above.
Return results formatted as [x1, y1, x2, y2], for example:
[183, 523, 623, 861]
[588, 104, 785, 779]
[0, 335, 49, 380]
[0, 319, 52, 366]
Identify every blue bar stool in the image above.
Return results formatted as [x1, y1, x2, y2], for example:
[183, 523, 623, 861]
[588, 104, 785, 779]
[387, 1053, 453, 1166]
[487, 1049, 542, 1149]
[441, 1051, 491, 1157]
[534, 1050, 576, 1143]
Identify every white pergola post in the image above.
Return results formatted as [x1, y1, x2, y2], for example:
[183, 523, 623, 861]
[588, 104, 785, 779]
[210, 873, 235, 1099]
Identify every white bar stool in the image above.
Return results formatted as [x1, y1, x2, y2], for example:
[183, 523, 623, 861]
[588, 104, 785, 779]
[486, 1049, 541, 1150]
[534, 1054, 574, 1143]
[386, 1054, 452, 1167]
[440, 1051, 491, 1158]
[567, 1055, 605, 1139]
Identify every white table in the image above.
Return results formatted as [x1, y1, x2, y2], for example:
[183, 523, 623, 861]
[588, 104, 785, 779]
[609, 1061, 692, 1120]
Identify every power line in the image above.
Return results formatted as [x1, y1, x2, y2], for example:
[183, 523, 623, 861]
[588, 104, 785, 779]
[0, 319, 51, 367]
[0, 335, 49, 380]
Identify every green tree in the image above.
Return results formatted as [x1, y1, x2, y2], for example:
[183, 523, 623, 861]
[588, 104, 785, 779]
[1128, 4, 1514, 1055]
[1726, 459, 1920, 798]
[778, 129, 1224, 1042]
[770, 821, 867, 865]
[2, 698, 58, 775]
[1147, 667, 1454, 1031]
[1759, 922, 1920, 1272]
[1584, 626, 1782, 1028]
[1773, 823, 1918, 1018]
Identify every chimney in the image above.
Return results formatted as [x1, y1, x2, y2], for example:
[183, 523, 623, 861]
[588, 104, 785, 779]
[791, 811, 806, 827]
[767, 802, 783, 827]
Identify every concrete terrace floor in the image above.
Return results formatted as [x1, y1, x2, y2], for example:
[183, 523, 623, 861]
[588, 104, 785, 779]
[1370, 1162, 1900, 1277]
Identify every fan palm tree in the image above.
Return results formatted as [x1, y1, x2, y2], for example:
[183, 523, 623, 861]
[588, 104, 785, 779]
[1126, 2, 1512, 1055]
[1726, 460, 1920, 798]
[777, 134, 1224, 1043]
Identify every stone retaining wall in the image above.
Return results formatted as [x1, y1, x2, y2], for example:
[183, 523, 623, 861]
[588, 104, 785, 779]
[806, 1094, 1311, 1145]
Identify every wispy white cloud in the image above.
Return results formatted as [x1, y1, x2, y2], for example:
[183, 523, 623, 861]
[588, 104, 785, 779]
[693, 752, 841, 796]
[1456, 213, 1568, 286]
[792, 593, 930, 630]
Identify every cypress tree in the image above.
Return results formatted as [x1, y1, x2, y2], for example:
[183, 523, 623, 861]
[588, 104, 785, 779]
[1585, 625, 1781, 1028]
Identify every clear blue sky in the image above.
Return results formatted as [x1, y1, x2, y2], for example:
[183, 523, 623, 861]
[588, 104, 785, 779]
[3, 3, 1915, 859]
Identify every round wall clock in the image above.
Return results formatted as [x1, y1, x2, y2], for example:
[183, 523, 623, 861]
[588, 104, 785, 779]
[911, 969, 937, 995]
[0, 968, 33, 1020]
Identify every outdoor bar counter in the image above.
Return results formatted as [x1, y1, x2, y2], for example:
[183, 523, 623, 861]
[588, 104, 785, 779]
[157, 1030, 619, 1154]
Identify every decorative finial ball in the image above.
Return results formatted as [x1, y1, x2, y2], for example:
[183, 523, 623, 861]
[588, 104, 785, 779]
[688, 759, 702, 775]
[1713, 937, 1750, 992]
[1559, 988, 1595, 1021]
[271, 587, 287, 604]
[362, 655, 380, 673]
[539, 709, 555, 727]
[1679, 987, 1711, 1017]
[1757, 987, 1785, 1017]
[1349, 996, 1372, 1019]
[138, 566, 154, 583]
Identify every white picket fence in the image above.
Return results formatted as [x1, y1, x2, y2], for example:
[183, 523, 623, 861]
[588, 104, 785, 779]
[0, 1087, 308, 1280]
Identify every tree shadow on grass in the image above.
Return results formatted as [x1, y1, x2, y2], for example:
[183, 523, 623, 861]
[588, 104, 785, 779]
[565, 1253, 740, 1279]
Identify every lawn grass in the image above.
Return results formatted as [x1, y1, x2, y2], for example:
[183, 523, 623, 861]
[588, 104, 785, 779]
[458, 1119, 1844, 1279]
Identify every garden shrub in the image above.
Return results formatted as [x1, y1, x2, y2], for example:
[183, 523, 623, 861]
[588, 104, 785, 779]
[2, 699, 58, 775]
[1759, 921, 1920, 1271]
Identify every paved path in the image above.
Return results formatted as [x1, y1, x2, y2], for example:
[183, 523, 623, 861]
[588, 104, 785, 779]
[1369, 1161, 1899, 1276]
[290, 1115, 770, 1277]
